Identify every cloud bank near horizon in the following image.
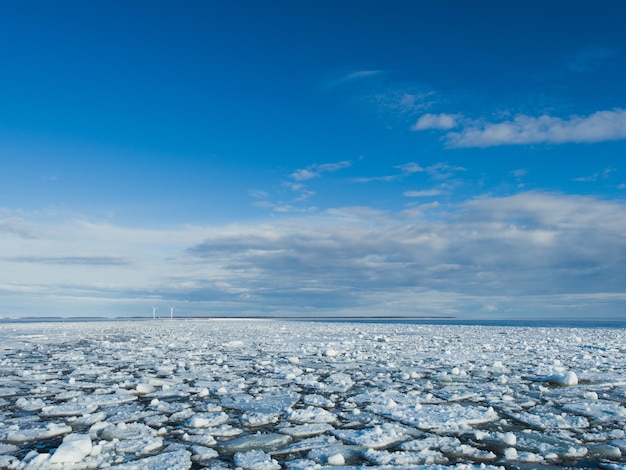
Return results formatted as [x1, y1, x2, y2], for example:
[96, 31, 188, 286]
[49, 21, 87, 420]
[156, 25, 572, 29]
[2, 191, 625, 319]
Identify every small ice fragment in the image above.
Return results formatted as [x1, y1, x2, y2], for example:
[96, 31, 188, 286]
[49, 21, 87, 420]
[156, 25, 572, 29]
[502, 432, 517, 446]
[504, 447, 518, 460]
[136, 383, 156, 394]
[546, 371, 578, 386]
[327, 453, 345, 465]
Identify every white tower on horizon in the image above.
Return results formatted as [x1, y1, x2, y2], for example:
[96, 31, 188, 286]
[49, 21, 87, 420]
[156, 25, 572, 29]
[152, 306, 157, 320]
[169, 306, 174, 319]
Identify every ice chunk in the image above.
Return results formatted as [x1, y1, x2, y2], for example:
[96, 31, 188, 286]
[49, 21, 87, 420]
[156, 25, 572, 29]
[326, 452, 345, 465]
[332, 423, 409, 449]
[221, 389, 300, 415]
[0, 455, 19, 469]
[0, 422, 72, 443]
[544, 370, 578, 386]
[234, 450, 281, 470]
[135, 383, 157, 394]
[219, 433, 291, 453]
[241, 412, 279, 427]
[510, 409, 590, 429]
[288, 406, 337, 424]
[108, 449, 192, 469]
[562, 400, 626, 422]
[184, 412, 229, 428]
[279, 423, 334, 438]
[307, 444, 363, 465]
[190, 445, 219, 463]
[273, 435, 339, 455]
[99, 422, 155, 441]
[302, 393, 335, 408]
[368, 402, 499, 431]
[40, 401, 98, 417]
[49, 433, 92, 463]
[400, 435, 461, 452]
[363, 447, 448, 465]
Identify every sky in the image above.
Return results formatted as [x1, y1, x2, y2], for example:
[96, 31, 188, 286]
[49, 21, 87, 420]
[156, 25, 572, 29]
[1, 1, 626, 320]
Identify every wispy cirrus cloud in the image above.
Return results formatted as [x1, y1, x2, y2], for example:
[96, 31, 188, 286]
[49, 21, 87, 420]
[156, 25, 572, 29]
[290, 160, 352, 181]
[414, 109, 626, 148]
[322, 70, 387, 89]
[403, 189, 443, 197]
[572, 167, 615, 182]
[354, 161, 464, 184]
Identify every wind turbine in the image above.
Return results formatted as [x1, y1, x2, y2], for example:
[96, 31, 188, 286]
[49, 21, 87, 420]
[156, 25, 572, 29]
[152, 306, 157, 320]
[169, 306, 174, 319]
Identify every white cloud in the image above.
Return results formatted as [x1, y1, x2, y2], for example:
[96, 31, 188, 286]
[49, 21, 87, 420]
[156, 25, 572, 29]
[395, 162, 425, 174]
[573, 167, 616, 182]
[403, 189, 442, 197]
[444, 109, 626, 148]
[412, 113, 460, 130]
[291, 160, 352, 181]
[3, 192, 626, 318]
[0, 217, 41, 238]
[511, 168, 528, 178]
[322, 70, 386, 89]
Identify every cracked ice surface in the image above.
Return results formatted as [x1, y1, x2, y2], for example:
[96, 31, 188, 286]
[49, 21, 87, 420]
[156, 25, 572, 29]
[0, 320, 625, 469]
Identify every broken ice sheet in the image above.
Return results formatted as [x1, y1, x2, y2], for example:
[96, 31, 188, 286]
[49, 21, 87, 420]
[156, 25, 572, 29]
[1, 320, 626, 468]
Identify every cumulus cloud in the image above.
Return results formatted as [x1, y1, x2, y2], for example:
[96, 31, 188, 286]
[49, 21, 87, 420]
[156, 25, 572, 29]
[412, 113, 460, 130]
[444, 109, 626, 147]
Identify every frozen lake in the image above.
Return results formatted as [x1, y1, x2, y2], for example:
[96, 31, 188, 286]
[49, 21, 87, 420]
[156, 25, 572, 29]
[0, 319, 625, 469]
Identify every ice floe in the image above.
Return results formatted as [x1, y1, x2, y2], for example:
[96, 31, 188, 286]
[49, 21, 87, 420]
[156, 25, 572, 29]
[0, 319, 625, 468]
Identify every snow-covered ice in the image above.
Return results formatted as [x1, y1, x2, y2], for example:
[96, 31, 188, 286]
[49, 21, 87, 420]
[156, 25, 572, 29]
[0, 319, 625, 468]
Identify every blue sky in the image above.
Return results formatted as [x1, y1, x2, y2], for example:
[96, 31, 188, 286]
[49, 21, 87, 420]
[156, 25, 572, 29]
[1, 1, 626, 319]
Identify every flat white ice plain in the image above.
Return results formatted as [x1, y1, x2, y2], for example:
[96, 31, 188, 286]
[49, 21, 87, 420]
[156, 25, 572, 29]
[0, 320, 625, 470]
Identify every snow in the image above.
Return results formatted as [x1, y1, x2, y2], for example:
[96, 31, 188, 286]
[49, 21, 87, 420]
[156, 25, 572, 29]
[0, 319, 625, 468]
